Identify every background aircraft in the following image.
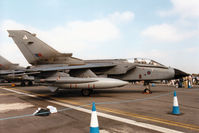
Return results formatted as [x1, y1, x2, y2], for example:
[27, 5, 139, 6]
[0, 55, 23, 70]
[8, 30, 188, 93]
[0, 55, 34, 86]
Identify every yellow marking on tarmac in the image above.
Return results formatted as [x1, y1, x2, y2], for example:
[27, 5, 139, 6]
[55, 98, 199, 131]
[55, 98, 84, 105]
[35, 93, 52, 97]
[3, 87, 199, 132]
[0, 93, 15, 96]
[96, 106, 199, 131]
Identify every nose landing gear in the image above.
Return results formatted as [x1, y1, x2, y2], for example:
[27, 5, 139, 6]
[143, 88, 152, 94]
[143, 82, 152, 94]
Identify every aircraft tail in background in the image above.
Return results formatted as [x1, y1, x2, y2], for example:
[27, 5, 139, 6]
[0, 55, 24, 70]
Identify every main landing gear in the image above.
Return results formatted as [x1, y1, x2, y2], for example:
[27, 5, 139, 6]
[20, 81, 26, 86]
[81, 89, 93, 96]
[28, 81, 33, 86]
[20, 81, 34, 86]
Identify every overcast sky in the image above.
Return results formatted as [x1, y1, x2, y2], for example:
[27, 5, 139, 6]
[0, 0, 199, 73]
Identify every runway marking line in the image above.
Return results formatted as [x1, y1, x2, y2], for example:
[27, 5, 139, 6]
[1, 87, 199, 132]
[0, 87, 51, 97]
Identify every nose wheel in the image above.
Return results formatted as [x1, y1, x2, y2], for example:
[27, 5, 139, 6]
[81, 89, 93, 96]
[143, 88, 152, 94]
[143, 82, 152, 94]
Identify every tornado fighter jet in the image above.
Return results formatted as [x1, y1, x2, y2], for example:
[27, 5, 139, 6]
[7, 30, 128, 96]
[8, 30, 188, 94]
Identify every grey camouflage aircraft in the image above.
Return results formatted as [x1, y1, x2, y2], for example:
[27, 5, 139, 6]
[8, 30, 188, 94]
[0, 55, 23, 70]
[7, 30, 128, 96]
[0, 55, 33, 86]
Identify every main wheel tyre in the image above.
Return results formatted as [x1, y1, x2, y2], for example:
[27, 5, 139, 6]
[21, 81, 26, 86]
[81, 89, 92, 96]
[28, 81, 33, 86]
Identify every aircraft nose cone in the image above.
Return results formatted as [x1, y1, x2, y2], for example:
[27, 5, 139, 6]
[174, 68, 189, 79]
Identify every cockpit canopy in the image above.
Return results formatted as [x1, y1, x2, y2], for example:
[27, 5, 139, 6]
[126, 58, 165, 67]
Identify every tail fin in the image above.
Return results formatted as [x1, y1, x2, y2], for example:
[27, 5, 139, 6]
[8, 30, 62, 65]
[0, 55, 23, 70]
[0, 55, 12, 69]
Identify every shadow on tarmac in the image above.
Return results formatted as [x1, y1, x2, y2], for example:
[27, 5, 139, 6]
[0, 83, 169, 98]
